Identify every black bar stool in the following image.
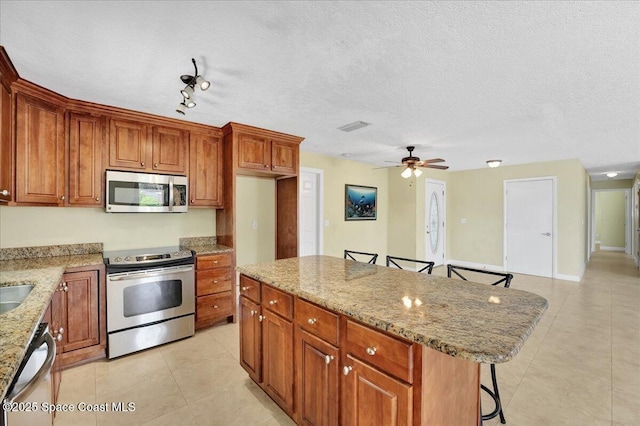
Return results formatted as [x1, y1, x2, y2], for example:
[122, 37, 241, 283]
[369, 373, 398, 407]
[386, 256, 434, 274]
[447, 264, 513, 425]
[344, 250, 378, 264]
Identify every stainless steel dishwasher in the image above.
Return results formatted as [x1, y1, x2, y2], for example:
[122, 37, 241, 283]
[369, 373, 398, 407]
[1, 323, 55, 426]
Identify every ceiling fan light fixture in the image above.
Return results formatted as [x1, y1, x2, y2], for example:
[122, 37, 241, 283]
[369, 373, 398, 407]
[413, 168, 423, 177]
[486, 160, 502, 168]
[176, 58, 210, 115]
[185, 98, 196, 108]
[176, 102, 186, 115]
[401, 167, 413, 178]
[606, 172, 618, 178]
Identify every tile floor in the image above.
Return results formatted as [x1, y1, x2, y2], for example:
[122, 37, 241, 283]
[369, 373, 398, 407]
[54, 251, 639, 425]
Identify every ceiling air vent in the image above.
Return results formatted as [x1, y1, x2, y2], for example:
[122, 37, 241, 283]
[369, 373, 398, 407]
[337, 121, 371, 132]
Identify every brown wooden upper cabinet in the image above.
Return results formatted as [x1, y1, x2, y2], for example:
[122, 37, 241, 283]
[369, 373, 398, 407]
[189, 132, 223, 207]
[238, 133, 298, 176]
[0, 47, 17, 204]
[108, 118, 188, 175]
[15, 91, 66, 205]
[67, 111, 105, 206]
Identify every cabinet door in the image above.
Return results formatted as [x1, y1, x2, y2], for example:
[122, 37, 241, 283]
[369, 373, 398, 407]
[68, 112, 104, 206]
[238, 133, 271, 171]
[15, 92, 65, 204]
[272, 140, 298, 175]
[0, 83, 12, 203]
[189, 132, 223, 207]
[296, 329, 339, 426]
[61, 270, 99, 353]
[240, 296, 262, 383]
[108, 118, 149, 170]
[341, 354, 412, 426]
[151, 126, 188, 173]
[263, 310, 294, 414]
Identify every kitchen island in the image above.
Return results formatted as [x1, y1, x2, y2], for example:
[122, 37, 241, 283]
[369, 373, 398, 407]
[237, 255, 548, 425]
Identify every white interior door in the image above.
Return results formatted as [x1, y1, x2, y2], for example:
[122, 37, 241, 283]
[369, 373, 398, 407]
[425, 180, 445, 266]
[299, 169, 323, 256]
[505, 178, 554, 277]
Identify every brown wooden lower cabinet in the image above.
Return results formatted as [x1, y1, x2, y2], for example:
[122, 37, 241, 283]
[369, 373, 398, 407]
[195, 253, 235, 329]
[238, 274, 480, 425]
[296, 329, 339, 426]
[59, 265, 106, 367]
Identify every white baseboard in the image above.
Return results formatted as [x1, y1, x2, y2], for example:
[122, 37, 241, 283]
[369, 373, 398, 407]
[555, 261, 586, 282]
[600, 246, 625, 251]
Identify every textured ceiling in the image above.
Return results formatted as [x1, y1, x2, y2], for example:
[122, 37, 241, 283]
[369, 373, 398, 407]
[1, 1, 638, 180]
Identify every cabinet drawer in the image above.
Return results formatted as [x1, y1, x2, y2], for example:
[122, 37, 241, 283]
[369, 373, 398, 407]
[262, 285, 293, 321]
[196, 269, 233, 296]
[295, 298, 339, 346]
[197, 291, 233, 322]
[239, 275, 261, 303]
[344, 319, 415, 383]
[197, 253, 232, 270]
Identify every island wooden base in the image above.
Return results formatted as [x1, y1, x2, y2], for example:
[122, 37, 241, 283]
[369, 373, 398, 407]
[239, 274, 481, 425]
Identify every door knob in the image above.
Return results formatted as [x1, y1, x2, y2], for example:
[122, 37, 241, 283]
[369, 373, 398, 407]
[0, 189, 10, 196]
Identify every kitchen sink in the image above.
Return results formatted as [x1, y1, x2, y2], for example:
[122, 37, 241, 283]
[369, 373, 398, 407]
[0, 284, 35, 315]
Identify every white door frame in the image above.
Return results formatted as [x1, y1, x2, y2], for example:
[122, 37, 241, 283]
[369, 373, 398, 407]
[425, 178, 446, 266]
[504, 176, 557, 277]
[591, 188, 632, 254]
[299, 167, 324, 255]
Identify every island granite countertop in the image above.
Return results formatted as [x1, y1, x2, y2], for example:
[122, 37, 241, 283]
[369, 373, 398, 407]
[0, 246, 104, 401]
[237, 255, 548, 364]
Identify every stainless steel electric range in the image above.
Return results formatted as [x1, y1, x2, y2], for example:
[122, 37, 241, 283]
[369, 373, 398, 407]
[103, 246, 195, 359]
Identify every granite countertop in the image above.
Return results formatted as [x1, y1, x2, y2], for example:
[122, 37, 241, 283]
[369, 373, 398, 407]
[182, 244, 234, 256]
[237, 255, 548, 364]
[0, 250, 104, 401]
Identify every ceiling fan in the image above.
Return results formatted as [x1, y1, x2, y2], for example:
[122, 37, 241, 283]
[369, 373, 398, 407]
[377, 146, 449, 178]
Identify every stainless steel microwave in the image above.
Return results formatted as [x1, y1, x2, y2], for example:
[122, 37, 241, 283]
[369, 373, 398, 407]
[106, 170, 188, 213]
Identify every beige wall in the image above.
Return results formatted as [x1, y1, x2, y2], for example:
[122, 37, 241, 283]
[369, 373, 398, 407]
[591, 179, 634, 190]
[446, 159, 588, 277]
[235, 176, 276, 266]
[0, 206, 216, 250]
[301, 152, 389, 260]
[595, 191, 627, 248]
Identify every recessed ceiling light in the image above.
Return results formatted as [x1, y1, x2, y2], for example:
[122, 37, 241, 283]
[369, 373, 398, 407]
[606, 172, 618, 178]
[486, 160, 502, 168]
[337, 121, 371, 132]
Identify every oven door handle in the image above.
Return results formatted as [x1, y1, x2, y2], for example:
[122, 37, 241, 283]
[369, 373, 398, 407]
[108, 265, 194, 281]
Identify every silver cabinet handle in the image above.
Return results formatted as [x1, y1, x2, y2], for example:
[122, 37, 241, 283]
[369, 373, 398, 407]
[0, 189, 10, 196]
[250, 310, 257, 316]
[213, 280, 218, 284]
[60, 195, 65, 200]
[343, 365, 352, 376]
[141, 162, 145, 167]
[366, 346, 377, 356]
[241, 286, 249, 291]
[307, 318, 317, 325]
[95, 197, 100, 201]
[213, 305, 219, 309]
[258, 315, 265, 322]
[541, 232, 551, 236]
[325, 355, 334, 365]
[154, 163, 158, 168]
[269, 300, 277, 305]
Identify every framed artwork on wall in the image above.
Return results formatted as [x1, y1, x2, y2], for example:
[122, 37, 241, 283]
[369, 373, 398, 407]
[345, 184, 377, 221]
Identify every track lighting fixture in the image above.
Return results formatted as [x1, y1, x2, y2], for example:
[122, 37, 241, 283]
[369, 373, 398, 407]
[176, 58, 210, 115]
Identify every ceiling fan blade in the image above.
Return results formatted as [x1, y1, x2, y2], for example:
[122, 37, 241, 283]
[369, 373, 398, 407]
[417, 158, 446, 165]
[423, 164, 449, 170]
[372, 165, 403, 170]
[384, 160, 402, 164]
